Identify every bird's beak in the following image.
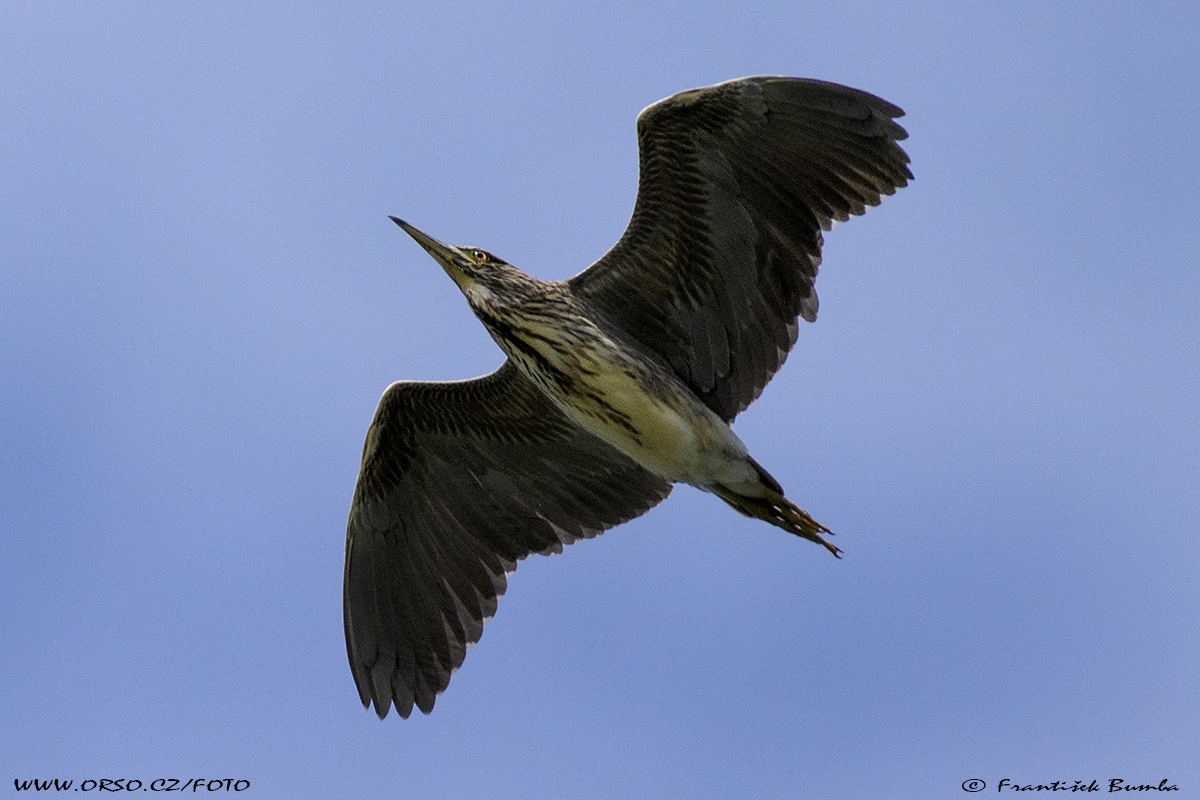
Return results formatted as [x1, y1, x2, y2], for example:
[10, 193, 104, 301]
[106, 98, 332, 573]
[390, 217, 470, 287]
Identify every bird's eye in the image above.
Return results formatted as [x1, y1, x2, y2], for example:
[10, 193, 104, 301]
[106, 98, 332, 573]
[471, 249, 490, 264]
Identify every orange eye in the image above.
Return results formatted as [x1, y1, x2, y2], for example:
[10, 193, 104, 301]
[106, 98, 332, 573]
[471, 249, 489, 264]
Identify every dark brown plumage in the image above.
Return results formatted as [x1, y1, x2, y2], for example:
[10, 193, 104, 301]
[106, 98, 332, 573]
[345, 76, 911, 719]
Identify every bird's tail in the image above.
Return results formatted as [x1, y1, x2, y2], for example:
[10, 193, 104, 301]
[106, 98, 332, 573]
[711, 459, 841, 558]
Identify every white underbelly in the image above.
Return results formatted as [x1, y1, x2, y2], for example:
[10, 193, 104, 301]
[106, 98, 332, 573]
[500, 312, 758, 489]
[554, 367, 751, 487]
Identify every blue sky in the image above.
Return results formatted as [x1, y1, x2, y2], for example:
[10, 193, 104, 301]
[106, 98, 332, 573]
[3, 2, 1198, 797]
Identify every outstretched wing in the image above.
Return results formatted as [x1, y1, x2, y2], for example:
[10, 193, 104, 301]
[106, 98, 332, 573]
[570, 76, 911, 421]
[344, 361, 672, 719]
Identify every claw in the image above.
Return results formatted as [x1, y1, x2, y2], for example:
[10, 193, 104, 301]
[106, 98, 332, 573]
[711, 484, 843, 557]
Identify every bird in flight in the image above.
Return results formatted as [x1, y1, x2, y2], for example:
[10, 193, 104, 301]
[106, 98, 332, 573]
[345, 76, 911, 719]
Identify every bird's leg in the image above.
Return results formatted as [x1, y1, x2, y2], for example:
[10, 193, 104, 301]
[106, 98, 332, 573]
[774, 496, 842, 558]
[711, 484, 842, 558]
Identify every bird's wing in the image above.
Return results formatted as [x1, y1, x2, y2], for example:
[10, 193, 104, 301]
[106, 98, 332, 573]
[569, 77, 911, 421]
[344, 361, 672, 719]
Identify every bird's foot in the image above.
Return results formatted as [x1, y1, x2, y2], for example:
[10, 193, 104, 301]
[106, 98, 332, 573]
[774, 498, 841, 558]
[712, 483, 842, 557]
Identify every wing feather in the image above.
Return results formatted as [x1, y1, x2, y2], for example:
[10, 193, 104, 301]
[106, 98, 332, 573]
[570, 76, 911, 421]
[344, 361, 672, 718]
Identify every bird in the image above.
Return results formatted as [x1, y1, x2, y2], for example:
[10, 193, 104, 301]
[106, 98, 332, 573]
[344, 76, 911, 719]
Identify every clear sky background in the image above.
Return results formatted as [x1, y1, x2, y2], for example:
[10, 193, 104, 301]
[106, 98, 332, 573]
[3, 2, 1198, 798]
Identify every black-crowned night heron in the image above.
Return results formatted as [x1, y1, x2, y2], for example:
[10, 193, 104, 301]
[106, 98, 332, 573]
[345, 76, 911, 718]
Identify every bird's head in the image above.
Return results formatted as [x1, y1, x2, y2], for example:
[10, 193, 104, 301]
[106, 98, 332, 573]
[390, 217, 532, 314]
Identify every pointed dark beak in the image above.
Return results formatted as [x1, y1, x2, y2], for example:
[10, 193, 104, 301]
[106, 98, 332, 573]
[389, 217, 461, 271]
